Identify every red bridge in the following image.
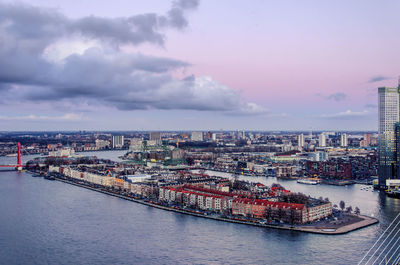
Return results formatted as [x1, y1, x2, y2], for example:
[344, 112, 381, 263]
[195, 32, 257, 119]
[0, 143, 24, 170]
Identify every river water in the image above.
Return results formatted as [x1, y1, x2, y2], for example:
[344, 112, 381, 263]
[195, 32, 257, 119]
[0, 151, 398, 265]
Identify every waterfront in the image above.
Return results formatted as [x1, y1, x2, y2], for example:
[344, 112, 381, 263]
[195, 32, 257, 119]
[0, 151, 399, 264]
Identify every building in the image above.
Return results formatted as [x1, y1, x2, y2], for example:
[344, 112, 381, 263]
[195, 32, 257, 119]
[318, 133, 326, 147]
[95, 139, 109, 150]
[48, 148, 75, 157]
[298, 134, 305, 150]
[150, 132, 162, 145]
[340, 133, 348, 147]
[306, 160, 352, 179]
[191, 131, 203, 141]
[112, 135, 124, 148]
[378, 86, 400, 187]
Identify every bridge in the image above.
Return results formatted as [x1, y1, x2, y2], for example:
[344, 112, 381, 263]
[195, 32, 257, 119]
[0, 142, 23, 170]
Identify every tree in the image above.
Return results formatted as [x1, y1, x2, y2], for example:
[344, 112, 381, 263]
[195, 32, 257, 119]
[354, 207, 361, 215]
[324, 197, 330, 202]
[333, 204, 338, 209]
[345, 206, 353, 213]
[339, 200, 345, 211]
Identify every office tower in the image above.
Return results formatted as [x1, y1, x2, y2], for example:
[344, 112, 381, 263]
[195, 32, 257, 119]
[298, 133, 305, 150]
[112, 135, 124, 148]
[378, 86, 400, 187]
[340, 133, 348, 147]
[319, 133, 326, 147]
[211, 133, 217, 141]
[150, 132, 162, 145]
[364, 133, 371, 146]
[191, 131, 203, 141]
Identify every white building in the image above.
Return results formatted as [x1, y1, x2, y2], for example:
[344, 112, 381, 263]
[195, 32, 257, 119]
[191, 131, 203, 141]
[318, 133, 326, 147]
[95, 139, 109, 149]
[298, 133, 305, 149]
[340, 133, 348, 147]
[48, 148, 75, 157]
[112, 135, 124, 148]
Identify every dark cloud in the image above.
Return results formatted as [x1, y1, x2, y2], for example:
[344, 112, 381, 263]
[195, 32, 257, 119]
[0, 0, 198, 48]
[368, 75, 391, 83]
[0, 0, 264, 115]
[326, 92, 346, 102]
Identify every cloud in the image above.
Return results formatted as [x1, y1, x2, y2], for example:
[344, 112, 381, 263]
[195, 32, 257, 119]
[365, 103, 377, 109]
[0, 1, 264, 116]
[0, 113, 85, 121]
[326, 92, 346, 102]
[318, 110, 369, 119]
[0, 0, 199, 48]
[368, 75, 391, 83]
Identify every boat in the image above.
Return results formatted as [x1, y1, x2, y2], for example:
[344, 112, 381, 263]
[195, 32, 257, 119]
[297, 179, 318, 185]
[386, 189, 400, 198]
[6, 153, 17, 157]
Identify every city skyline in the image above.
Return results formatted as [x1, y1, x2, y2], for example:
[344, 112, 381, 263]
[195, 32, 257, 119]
[1, 0, 400, 131]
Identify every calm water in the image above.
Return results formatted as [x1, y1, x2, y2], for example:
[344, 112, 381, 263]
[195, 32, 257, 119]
[0, 152, 399, 265]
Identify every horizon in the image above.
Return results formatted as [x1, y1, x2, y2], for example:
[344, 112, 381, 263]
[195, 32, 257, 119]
[1, 0, 399, 131]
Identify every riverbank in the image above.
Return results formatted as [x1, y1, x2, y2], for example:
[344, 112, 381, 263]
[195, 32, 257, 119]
[51, 176, 378, 235]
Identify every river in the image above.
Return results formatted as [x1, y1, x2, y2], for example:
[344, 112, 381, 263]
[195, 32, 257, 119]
[0, 151, 398, 264]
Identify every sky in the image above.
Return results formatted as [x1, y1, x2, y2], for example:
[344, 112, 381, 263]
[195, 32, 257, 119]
[0, 0, 399, 131]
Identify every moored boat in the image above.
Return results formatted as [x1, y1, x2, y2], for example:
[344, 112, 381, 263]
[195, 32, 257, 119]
[297, 179, 318, 185]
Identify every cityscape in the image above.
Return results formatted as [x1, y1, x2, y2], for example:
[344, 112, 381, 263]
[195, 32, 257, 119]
[1, 0, 400, 265]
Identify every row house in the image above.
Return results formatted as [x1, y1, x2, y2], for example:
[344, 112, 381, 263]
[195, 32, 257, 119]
[232, 198, 307, 224]
[159, 186, 232, 212]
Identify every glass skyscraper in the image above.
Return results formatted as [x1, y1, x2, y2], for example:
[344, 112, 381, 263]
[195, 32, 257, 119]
[378, 86, 400, 187]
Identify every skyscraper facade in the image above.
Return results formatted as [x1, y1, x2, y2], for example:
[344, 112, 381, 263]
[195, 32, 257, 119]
[378, 86, 400, 187]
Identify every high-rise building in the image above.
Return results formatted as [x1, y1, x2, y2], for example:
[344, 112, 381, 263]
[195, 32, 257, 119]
[378, 86, 400, 187]
[149, 132, 162, 145]
[112, 135, 124, 148]
[318, 133, 326, 147]
[191, 131, 203, 141]
[340, 133, 348, 147]
[298, 133, 305, 150]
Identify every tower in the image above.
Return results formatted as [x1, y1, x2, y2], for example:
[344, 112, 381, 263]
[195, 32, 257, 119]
[319, 133, 326, 147]
[298, 133, 305, 150]
[378, 87, 400, 187]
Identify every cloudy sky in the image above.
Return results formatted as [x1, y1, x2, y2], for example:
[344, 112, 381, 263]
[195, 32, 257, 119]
[0, 0, 399, 131]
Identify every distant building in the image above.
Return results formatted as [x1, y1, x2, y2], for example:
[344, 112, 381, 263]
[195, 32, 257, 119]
[340, 133, 348, 147]
[309, 151, 327, 162]
[48, 148, 75, 157]
[191, 131, 203, 141]
[129, 138, 143, 151]
[318, 133, 326, 147]
[112, 135, 124, 148]
[211, 133, 217, 141]
[150, 132, 162, 145]
[298, 134, 305, 150]
[95, 139, 109, 149]
[378, 86, 399, 187]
